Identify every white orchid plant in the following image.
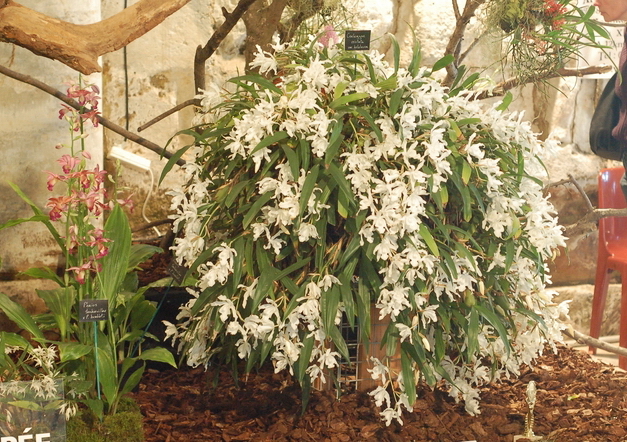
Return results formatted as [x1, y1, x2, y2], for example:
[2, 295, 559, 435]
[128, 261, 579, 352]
[160, 34, 568, 424]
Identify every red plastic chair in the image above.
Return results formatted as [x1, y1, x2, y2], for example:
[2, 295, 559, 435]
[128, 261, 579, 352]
[590, 167, 627, 369]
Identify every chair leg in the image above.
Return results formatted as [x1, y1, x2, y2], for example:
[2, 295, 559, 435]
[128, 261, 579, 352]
[620, 275, 627, 370]
[590, 259, 611, 354]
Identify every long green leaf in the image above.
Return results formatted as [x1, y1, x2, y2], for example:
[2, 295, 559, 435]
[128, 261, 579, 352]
[250, 131, 289, 155]
[401, 350, 416, 405]
[242, 192, 273, 229]
[37, 287, 75, 339]
[299, 164, 320, 217]
[474, 304, 512, 356]
[8, 182, 64, 250]
[159, 144, 192, 184]
[19, 267, 64, 286]
[329, 92, 370, 109]
[99, 205, 132, 304]
[0, 293, 44, 340]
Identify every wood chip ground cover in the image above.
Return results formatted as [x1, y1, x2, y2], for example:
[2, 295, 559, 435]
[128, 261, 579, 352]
[131, 345, 627, 441]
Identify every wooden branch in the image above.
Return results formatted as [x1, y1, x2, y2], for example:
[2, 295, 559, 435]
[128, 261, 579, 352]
[0, 0, 190, 74]
[545, 173, 627, 238]
[138, 98, 201, 132]
[443, 0, 487, 87]
[0, 64, 185, 166]
[474, 65, 614, 100]
[194, 0, 259, 93]
[563, 326, 627, 359]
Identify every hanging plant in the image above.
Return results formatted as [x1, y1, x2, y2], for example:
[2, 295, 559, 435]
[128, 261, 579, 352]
[161, 34, 568, 424]
[485, 0, 610, 83]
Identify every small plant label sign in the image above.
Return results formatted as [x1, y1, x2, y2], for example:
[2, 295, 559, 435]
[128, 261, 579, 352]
[0, 379, 66, 441]
[167, 259, 189, 285]
[79, 299, 109, 322]
[344, 30, 371, 51]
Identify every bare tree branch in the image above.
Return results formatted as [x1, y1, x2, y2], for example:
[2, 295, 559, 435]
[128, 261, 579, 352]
[138, 98, 201, 132]
[0, 64, 185, 166]
[0, 0, 190, 74]
[563, 326, 627, 359]
[474, 65, 613, 100]
[443, 0, 487, 87]
[194, 0, 260, 93]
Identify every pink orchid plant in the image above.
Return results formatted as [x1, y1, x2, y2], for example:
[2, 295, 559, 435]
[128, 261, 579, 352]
[0, 80, 175, 419]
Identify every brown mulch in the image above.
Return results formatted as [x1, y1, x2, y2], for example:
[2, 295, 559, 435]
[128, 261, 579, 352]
[130, 345, 627, 441]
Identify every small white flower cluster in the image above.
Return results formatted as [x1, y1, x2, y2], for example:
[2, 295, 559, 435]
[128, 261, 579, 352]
[0, 346, 77, 422]
[168, 37, 568, 425]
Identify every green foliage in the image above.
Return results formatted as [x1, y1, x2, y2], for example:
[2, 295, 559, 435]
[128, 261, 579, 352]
[164, 34, 567, 421]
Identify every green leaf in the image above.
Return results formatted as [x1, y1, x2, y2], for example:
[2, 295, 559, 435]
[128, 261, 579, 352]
[19, 267, 64, 286]
[37, 287, 75, 339]
[328, 325, 350, 362]
[128, 244, 162, 271]
[95, 332, 118, 405]
[321, 286, 341, 334]
[228, 74, 282, 95]
[138, 346, 177, 368]
[327, 162, 356, 212]
[250, 131, 289, 155]
[8, 401, 43, 411]
[0, 331, 31, 349]
[461, 160, 472, 185]
[333, 82, 349, 100]
[329, 92, 370, 109]
[58, 342, 93, 363]
[352, 106, 383, 142]
[7, 182, 64, 250]
[432, 54, 455, 72]
[159, 144, 192, 184]
[299, 164, 320, 217]
[418, 224, 439, 257]
[99, 205, 132, 304]
[0, 293, 44, 340]
[466, 308, 479, 359]
[407, 39, 422, 77]
[0, 215, 50, 230]
[324, 120, 345, 164]
[224, 180, 250, 208]
[242, 192, 273, 229]
[297, 334, 315, 383]
[496, 92, 513, 111]
[281, 144, 301, 182]
[388, 33, 401, 73]
[401, 350, 416, 405]
[474, 304, 512, 357]
[389, 89, 405, 117]
[120, 362, 145, 397]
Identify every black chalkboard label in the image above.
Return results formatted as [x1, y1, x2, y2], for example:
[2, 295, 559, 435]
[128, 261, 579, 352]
[345, 30, 371, 51]
[167, 259, 189, 285]
[79, 299, 109, 322]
